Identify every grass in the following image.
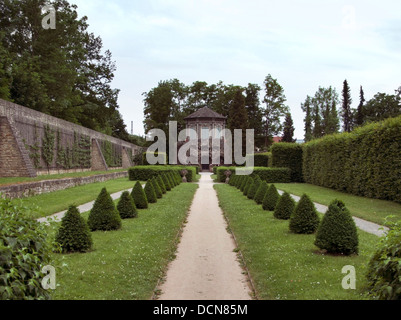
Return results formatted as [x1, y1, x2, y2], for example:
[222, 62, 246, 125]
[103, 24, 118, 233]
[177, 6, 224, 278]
[274, 183, 401, 225]
[16, 178, 143, 219]
[48, 182, 198, 300]
[215, 184, 380, 300]
[0, 169, 127, 187]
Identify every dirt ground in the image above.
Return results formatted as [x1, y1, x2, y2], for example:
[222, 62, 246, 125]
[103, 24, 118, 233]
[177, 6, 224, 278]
[156, 173, 252, 300]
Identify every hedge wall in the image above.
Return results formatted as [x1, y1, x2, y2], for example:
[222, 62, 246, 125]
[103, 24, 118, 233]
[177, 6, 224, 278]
[271, 143, 304, 182]
[128, 165, 196, 182]
[303, 116, 401, 203]
[216, 167, 291, 183]
[142, 152, 168, 166]
[245, 152, 272, 167]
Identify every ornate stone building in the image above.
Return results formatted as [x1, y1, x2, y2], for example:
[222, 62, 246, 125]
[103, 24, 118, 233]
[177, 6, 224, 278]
[182, 107, 227, 171]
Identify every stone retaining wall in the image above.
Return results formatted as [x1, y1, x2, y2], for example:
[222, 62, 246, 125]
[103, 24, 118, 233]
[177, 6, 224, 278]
[0, 171, 129, 199]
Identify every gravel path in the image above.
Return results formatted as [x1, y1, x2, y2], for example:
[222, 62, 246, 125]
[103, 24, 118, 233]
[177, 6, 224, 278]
[157, 173, 252, 300]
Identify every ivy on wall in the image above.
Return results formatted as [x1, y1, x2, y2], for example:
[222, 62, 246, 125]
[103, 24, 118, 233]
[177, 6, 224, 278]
[100, 140, 122, 168]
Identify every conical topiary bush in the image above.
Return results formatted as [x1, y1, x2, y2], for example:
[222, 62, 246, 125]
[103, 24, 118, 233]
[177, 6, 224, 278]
[55, 205, 93, 253]
[162, 173, 171, 191]
[144, 179, 157, 203]
[167, 172, 175, 188]
[157, 175, 167, 194]
[254, 181, 268, 205]
[314, 200, 359, 255]
[289, 194, 320, 234]
[240, 176, 248, 192]
[131, 181, 148, 209]
[117, 191, 137, 219]
[243, 177, 254, 197]
[274, 191, 296, 220]
[247, 176, 261, 200]
[88, 188, 122, 231]
[151, 177, 163, 199]
[262, 184, 280, 211]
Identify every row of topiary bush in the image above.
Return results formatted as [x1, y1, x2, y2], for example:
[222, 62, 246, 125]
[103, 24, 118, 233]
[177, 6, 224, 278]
[216, 166, 291, 184]
[55, 170, 183, 253]
[303, 115, 401, 203]
[228, 174, 359, 255]
[128, 165, 197, 183]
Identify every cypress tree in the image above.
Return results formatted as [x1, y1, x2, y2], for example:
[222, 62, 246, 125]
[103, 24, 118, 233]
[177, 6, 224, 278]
[274, 191, 296, 220]
[131, 181, 148, 209]
[254, 181, 268, 205]
[144, 179, 157, 203]
[289, 194, 320, 234]
[117, 191, 137, 219]
[88, 188, 122, 231]
[315, 200, 358, 255]
[55, 205, 92, 253]
[262, 184, 280, 211]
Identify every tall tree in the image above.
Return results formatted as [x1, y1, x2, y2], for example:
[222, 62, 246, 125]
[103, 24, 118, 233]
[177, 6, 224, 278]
[341, 80, 353, 132]
[282, 112, 295, 143]
[244, 83, 263, 148]
[364, 92, 401, 123]
[262, 74, 288, 147]
[311, 86, 339, 138]
[354, 86, 365, 127]
[228, 89, 249, 156]
[301, 95, 313, 142]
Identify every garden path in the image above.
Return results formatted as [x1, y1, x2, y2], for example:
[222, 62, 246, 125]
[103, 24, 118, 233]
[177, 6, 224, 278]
[157, 172, 252, 300]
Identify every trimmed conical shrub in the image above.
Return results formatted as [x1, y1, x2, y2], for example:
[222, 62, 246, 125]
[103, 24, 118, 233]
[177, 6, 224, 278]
[55, 205, 93, 253]
[88, 188, 122, 231]
[144, 179, 157, 203]
[162, 173, 172, 191]
[314, 200, 358, 255]
[117, 191, 138, 219]
[167, 172, 175, 188]
[131, 181, 148, 209]
[240, 176, 248, 192]
[229, 175, 237, 186]
[151, 177, 163, 199]
[254, 181, 268, 205]
[274, 191, 295, 220]
[247, 176, 261, 200]
[157, 175, 167, 194]
[243, 177, 254, 196]
[289, 194, 320, 234]
[262, 184, 280, 211]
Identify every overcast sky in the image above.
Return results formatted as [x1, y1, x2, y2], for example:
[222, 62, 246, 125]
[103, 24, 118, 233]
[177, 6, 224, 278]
[71, 0, 401, 139]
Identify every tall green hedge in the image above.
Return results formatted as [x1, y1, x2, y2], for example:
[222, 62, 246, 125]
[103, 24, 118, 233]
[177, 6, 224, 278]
[216, 167, 291, 183]
[128, 165, 196, 182]
[246, 152, 272, 167]
[271, 143, 303, 182]
[303, 116, 401, 203]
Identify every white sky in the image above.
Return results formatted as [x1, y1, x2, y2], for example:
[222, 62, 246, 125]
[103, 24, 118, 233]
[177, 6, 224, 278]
[71, 0, 401, 139]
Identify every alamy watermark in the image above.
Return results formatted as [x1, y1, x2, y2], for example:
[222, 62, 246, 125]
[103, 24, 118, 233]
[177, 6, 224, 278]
[342, 265, 356, 290]
[41, 265, 56, 290]
[146, 121, 255, 175]
[41, 5, 56, 30]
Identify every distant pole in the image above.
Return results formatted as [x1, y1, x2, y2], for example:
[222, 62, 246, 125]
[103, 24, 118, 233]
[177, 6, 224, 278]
[131, 121, 133, 135]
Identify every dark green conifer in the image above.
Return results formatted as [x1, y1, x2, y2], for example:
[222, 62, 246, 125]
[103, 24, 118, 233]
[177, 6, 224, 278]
[289, 194, 320, 234]
[131, 181, 148, 209]
[117, 191, 137, 219]
[88, 188, 122, 231]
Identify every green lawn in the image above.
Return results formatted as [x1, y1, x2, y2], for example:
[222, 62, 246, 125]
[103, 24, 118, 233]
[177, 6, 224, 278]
[49, 183, 198, 300]
[16, 178, 142, 219]
[0, 169, 127, 186]
[274, 183, 401, 225]
[215, 184, 379, 300]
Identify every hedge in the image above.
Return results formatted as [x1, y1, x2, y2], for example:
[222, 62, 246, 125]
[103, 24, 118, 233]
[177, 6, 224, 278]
[142, 152, 168, 165]
[271, 143, 303, 182]
[128, 165, 197, 182]
[216, 167, 291, 183]
[303, 115, 401, 203]
[246, 152, 272, 167]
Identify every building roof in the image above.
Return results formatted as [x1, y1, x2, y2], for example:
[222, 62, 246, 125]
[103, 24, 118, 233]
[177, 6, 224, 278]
[184, 106, 226, 121]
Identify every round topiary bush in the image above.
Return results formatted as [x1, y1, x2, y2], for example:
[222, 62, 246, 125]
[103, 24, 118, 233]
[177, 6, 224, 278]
[55, 205, 93, 253]
[131, 181, 148, 209]
[151, 177, 163, 199]
[254, 181, 268, 205]
[262, 184, 280, 211]
[144, 180, 157, 204]
[117, 191, 138, 219]
[247, 176, 261, 200]
[289, 194, 320, 234]
[366, 219, 401, 300]
[0, 198, 52, 300]
[314, 200, 358, 255]
[274, 191, 296, 220]
[88, 188, 122, 231]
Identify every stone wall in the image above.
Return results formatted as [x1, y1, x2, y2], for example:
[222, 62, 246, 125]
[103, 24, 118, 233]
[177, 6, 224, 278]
[0, 171, 129, 199]
[0, 99, 141, 177]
